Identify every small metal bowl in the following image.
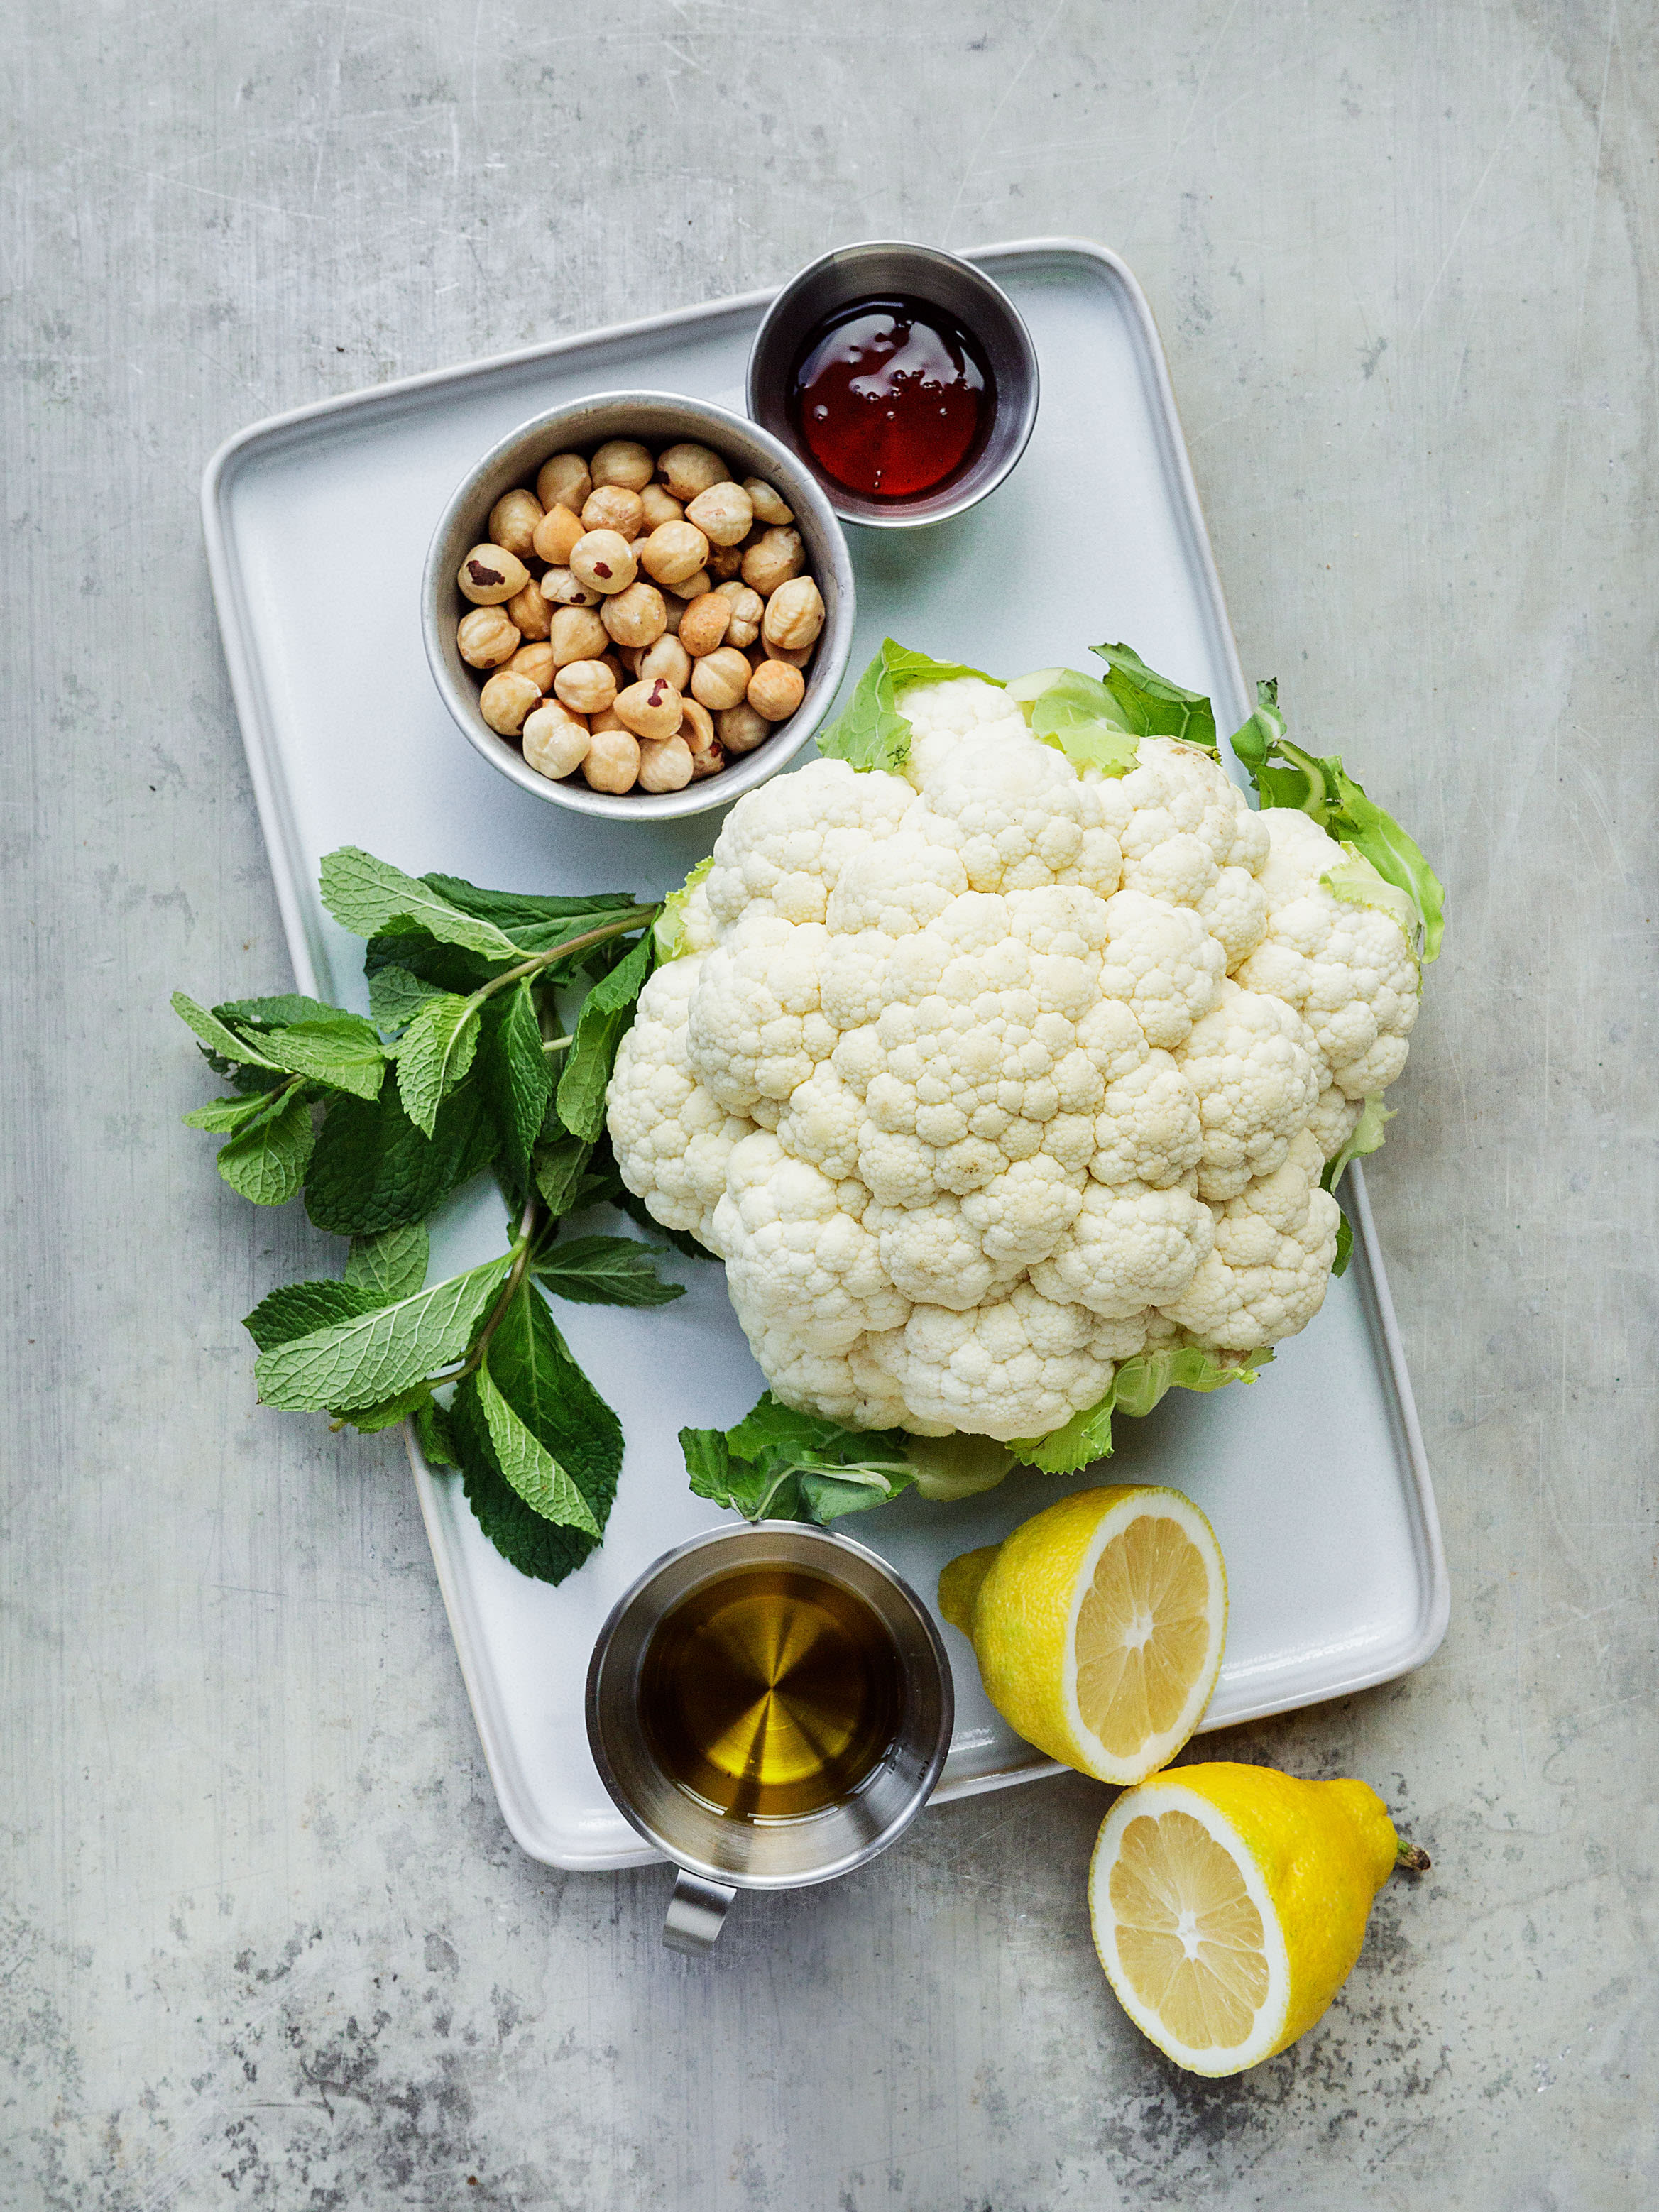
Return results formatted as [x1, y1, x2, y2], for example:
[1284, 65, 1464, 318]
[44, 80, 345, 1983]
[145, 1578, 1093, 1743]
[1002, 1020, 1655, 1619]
[422, 391, 855, 823]
[747, 240, 1039, 530]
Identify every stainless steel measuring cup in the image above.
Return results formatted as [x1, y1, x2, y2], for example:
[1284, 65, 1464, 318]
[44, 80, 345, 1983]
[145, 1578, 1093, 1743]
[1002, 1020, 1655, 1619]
[585, 1521, 953, 1955]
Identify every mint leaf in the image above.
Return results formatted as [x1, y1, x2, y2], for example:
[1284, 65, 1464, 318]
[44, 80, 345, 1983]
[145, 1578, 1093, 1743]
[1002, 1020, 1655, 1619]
[1227, 681, 1444, 962]
[611, 1186, 714, 1261]
[555, 934, 652, 1144]
[533, 1133, 595, 1220]
[183, 1091, 287, 1136]
[393, 992, 482, 1137]
[449, 1283, 621, 1581]
[215, 1089, 314, 1205]
[421, 875, 645, 956]
[367, 963, 445, 1032]
[214, 994, 344, 1031]
[652, 856, 714, 963]
[172, 991, 278, 1071]
[319, 848, 528, 962]
[332, 1383, 434, 1432]
[412, 1396, 461, 1467]
[253, 1256, 508, 1413]
[1091, 642, 1219, 755]
[816, 639, 1002, 774]
[476, 980, 552, 1177]
[258, 1011, 386, 1101]
[1009, 667, 1141, 778]
[476, 1355, 603, 1536]
[305, 1081, 497, 1236]
[344, 1222, 429, 1304]
[532, 1234, 684, 1308]
[244, 1278, 383, 1353]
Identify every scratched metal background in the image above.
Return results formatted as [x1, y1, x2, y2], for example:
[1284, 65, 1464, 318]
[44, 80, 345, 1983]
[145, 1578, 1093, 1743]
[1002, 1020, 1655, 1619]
[3, 4, 1654, 2206]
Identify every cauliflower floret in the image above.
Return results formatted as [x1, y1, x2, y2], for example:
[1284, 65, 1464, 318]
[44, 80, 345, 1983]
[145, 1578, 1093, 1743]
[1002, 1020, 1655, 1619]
[1031, 1179, 1215, 1318]
[606, 958, 754, 1247]
[867, 1283, 1130, 1442]
[1234, 809, 1420, 1099]
[606, 677, 1418, 1442]
[1175, 980, 1324, 1202]
[1160, 1131, 1340, 1349]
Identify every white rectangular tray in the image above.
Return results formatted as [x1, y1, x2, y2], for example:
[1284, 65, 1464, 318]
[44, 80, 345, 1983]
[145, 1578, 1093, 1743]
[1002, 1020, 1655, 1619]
[202, 239, 1448, 1871]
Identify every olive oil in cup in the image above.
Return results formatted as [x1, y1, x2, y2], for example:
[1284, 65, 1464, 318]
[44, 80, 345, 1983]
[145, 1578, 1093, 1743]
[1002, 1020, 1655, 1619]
[586, 1523, 953, 1954]
[640, 1564, 904, 1822]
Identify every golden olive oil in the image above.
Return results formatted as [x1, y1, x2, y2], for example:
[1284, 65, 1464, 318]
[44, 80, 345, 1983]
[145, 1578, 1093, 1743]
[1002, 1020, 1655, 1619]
[640, 1565, 904, 1820]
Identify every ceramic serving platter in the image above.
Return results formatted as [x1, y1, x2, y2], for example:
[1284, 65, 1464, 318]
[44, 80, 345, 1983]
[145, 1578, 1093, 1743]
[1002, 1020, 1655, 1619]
[201, 239, 1449, 1871]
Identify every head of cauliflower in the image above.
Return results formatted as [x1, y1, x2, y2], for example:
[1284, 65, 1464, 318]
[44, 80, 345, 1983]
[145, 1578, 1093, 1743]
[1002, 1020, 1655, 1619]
[606, 677, 1419, 1445]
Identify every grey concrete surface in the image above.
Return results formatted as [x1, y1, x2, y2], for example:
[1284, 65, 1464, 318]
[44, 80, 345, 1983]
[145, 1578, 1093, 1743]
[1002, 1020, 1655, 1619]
[4, 2, 1654, 2206]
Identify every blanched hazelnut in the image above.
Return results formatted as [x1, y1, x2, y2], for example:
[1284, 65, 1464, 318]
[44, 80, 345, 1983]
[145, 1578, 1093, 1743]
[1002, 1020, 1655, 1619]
[679, 696, 716, 753]
[532, 503, 585, 566]
[613, 643, 642, 676]
[639, 520, 710, 588]
[488, 489, 544, 560]
[748, 659, 806, 721]
[637, 735, 694, 793]
[717, 701, 772, 755]
[689, 646, 752, 711]
[583, 727, 640, 793]
[549, 605, 610, 667]
[601, 581, 667, 650]
[591, 439, 655, 491]
[539, 566, 601, 608]
[505, 577, 553, 640]
[685, 481, 753, 548]
[707, 543, 745, 581]
[478, 669, 542, 735]
[676, 567, 711, 601]
[554, 659, 618, 716]
[744, 477, 794, 526]
[689, 738, 726, 780]
[638, 483, 684, 532]
[762, 575, 825, 652]
[458, 544, 529, 606]
[677, 593, 730, 658]
[507, 641, 555, 692]
[571, 530, 637, 596]
[522, 702, 591, 781]
[537, 453, 592, 514]
[637, 633, 692, 690]
[763, 637, 812, 668]
[659, 590, 689, 637]
[590, 706, 629, 734]
[457, 605, 520, 668]
[581, 485, 645, 542]
[614, 676, 684, 741]
[657, 442, 730, 503]
[715, 582, 765, 648]
[742, 527, 804, 596]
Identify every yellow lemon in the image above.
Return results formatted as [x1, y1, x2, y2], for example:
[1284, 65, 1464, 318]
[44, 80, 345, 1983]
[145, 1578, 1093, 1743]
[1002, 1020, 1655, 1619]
[938, 1486, 1227, 1785]
[1090, 1761, 1428, 2076]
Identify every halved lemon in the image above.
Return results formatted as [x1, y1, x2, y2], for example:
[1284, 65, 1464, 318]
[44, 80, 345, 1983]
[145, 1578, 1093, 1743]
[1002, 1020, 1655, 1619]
[937, 1485, 1226, 1784]
[1090, 1763, 1412, 2075]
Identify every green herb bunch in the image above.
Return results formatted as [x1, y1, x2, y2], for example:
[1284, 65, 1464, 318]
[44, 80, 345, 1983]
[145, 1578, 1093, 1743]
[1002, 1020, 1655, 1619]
[175, 848, 703, 1585]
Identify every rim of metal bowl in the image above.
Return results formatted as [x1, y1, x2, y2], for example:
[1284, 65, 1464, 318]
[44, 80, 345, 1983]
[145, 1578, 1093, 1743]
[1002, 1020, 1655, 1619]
[746, 239, 1040, 530]
[422, 390, 855, 823]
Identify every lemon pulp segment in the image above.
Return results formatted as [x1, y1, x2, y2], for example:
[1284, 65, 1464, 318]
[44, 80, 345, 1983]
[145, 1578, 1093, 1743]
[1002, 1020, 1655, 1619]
[1109, 1809, 1270, 2050]
[1075, 1514, 1215, 1759]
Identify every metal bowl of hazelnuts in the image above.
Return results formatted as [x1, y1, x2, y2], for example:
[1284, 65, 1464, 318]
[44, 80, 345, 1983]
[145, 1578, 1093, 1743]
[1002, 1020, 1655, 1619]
[422, 392, 856, 822]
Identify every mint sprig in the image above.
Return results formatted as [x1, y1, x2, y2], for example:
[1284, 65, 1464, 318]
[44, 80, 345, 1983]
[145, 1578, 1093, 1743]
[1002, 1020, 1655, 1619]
[175, 850, 698, 1585]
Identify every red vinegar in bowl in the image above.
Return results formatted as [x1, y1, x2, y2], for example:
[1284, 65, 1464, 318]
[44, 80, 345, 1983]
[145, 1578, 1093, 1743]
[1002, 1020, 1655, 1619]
[787, 295, 994, 503]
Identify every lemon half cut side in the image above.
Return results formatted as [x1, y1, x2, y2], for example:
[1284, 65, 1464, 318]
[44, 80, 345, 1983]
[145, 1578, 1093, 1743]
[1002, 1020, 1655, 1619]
[941, 1485, 1227, 1785]
[1089, 1763, 1411, 2076]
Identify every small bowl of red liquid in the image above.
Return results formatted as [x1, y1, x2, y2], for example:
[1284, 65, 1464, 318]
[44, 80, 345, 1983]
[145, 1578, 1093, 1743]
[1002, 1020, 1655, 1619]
[747, 241, 1039, 529]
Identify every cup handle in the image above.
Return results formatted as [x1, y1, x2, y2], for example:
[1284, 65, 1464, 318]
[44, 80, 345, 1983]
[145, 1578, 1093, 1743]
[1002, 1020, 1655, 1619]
[662, 1868, 738, 1955]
